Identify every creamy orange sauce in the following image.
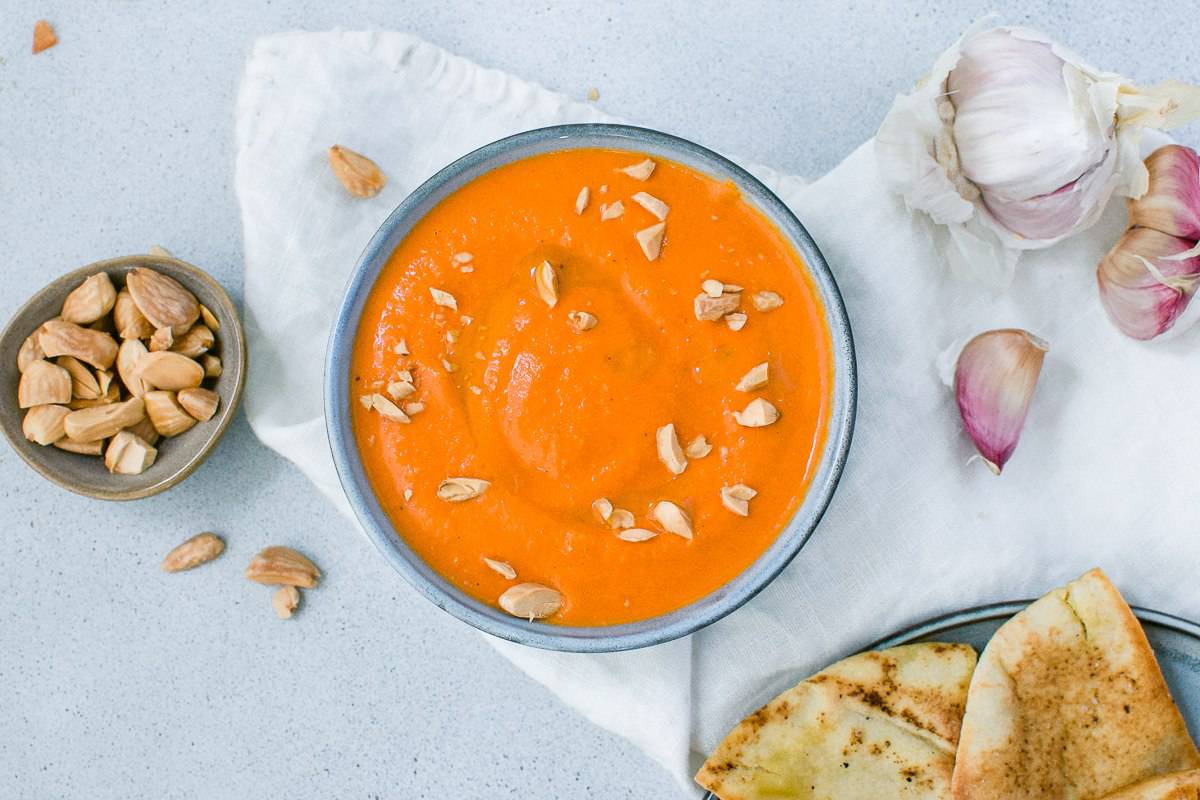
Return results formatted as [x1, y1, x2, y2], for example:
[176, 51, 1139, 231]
[351, 148, 833, 626]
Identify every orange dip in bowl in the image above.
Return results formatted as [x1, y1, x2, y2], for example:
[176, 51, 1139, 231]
[350, 147, 833, 627]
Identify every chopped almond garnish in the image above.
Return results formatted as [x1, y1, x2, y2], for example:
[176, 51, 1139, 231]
[725, 313, 748, 331]
[701, 279, 724, 298]
[752, 290, 784, 311]
[369, 393, 410, 423]
[453, 252, 474, 264]
[441, 358, 458, 373]
[693, 292, 740, 321]
[619, 159, 656, 181]
[483, 557, 517, 580]
[32, 20, 57, 53]
[437, 477, 490, 502]
[618, 528, 658, 542]
[429, 287, 457, 310]
[575, 186, 590, 215]
[736, 362, 769, 392]
[600, 200, 625, 221]
[403, 487, 414, 502]
[469, 385, 483, 395]
[733, 398, 780, 428]
[685, 435, 712, 459]
[592, 497, 614, 523]
[567, 310, 598, 332]
[721, 484, 758, 517]
[393, 339, 409, 355]
[652, 501, 693, 540]
[403, 402, 425, 416]
[533, 261, 559, 307]
[358, 395, 373, 410]
[461, 315, 474, 326]
[656, 423, 687, 475]
[387, 380, 416, 401]
[396, 370, 414, 382]
[631, 192, 669, 220]
[636, 222, 666, 261]
[587, 87, 600, 102]
[608, 509, 635, 529]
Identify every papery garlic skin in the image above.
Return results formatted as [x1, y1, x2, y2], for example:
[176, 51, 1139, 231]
[1129, 145, 1200, 240]
[954, 329, 1048, 474]
[877, 23, 1200, 284]
[1097, 227, 1200, 340]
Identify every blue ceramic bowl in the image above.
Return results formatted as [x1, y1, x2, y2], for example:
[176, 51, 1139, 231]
[326, 124, 856, 652]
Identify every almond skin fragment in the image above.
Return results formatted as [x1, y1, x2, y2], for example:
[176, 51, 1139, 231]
[22, 404, 69, 445]
[145, 391, 197, 437]
[17, 333, 44, 372]
[38, 320, 118, 370]
[652, 500, 693, 540]
[533, 261, 559, 308]
[656, 423, 687, 476]
[105, 431, 158, 475]
[498, 583, 562, 621]
[19, 360, 72, 408]
[32, 20, 57, 53]
[65, 397, 145, 442]
[618, 159, 656, 181]
[273, 585, 301, 619]
[178, 387, 219, 421]
[126, 268, 200, 336]
[736, 362, 769, 392]
[567, 310, 597, 332]
[694, 292, 741, 321]
[618, 528, 658, 542]
[733, 398, 780, 428]
[437, 477, 490, 502]
[752, 290, 785, 311]
[636, 222, 666, 261]
[135, 351, 204, 391]
[721, 484, 758, 517]
[61, 273, 117, 325]
[161, 532, 225, 572]
[685, 435, 712, 459]
[114, 289, 155, 339]
[245, 546, 321, 588]
[483, 557, 517, 580]
[631, 192, 669, 220]
[328, 145, 386, 198]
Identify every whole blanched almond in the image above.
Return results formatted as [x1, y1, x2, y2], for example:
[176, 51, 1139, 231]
[437, 477, 490, 502]
[171, 325, 214, 358]
[56, 355, 101, 400]
[105, 430, 158, 475]
[498, 583, 562, 621]
[273, 585, 301, 619]
[161, 532, 225, 572]
[136, 351, 204, 391]
[328, 145, 387, 198]
[126, 268, 200, 335]
[61, 273, 117, 324]
[64, 397, 145, 442]
[17, 332, 44, 372]
[117, 339, 151, 397]
[144, 391, 197, 437]
[199, 304, 220, 332]
[245, 546, 321, 588]
[19, 360, 72, 408]
[38, 320, 118, 370]
[22, 404, 69, 445]
[113, 288, 155, 340]
[177, 387, 219, 422]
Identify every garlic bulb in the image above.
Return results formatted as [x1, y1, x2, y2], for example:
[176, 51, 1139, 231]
[953, 329, 1048, 474]
[1097, 227, 1200, 340]
[877, 23, 1200, 284]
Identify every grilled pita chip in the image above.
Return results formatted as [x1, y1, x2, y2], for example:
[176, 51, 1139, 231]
[696, 642, 977, 799]
[1101, 769, 1200, 799]
[952, 568, 1200, 799]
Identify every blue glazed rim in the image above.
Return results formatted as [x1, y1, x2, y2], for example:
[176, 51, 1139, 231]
[325, 123, 857, 652]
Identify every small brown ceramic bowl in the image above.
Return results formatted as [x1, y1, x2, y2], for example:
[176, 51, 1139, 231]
[0, 253, 246, 500]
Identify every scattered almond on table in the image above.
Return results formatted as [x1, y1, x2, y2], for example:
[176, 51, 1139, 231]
[15, 257, 223, 475]
[328, 144, 387, 198]
[161, 532, 225, 572]
[246, 546, 322, 620]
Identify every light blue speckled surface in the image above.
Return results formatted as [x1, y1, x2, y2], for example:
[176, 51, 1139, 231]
[1, 2, 1196, 797]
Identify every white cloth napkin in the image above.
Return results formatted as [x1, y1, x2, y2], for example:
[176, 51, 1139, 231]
[235, 30, 1200, 796]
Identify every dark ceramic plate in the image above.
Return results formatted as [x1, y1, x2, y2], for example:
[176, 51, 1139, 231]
[702, 602, 1200, 799]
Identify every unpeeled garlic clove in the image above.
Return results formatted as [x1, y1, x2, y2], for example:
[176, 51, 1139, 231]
[1097, 227, 1200, 340]
[1129, 145, 1200, 240]
[953, 329, 1048, 474]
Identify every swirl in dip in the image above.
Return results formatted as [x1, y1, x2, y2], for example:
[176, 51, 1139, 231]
[350, 148, 833, 626]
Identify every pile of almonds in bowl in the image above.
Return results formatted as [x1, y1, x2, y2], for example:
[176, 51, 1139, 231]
[1, 251, 243, 501]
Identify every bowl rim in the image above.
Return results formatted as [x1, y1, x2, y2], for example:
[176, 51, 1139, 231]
[325, 123, 856, 652]
[0, 253, 247, 501]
